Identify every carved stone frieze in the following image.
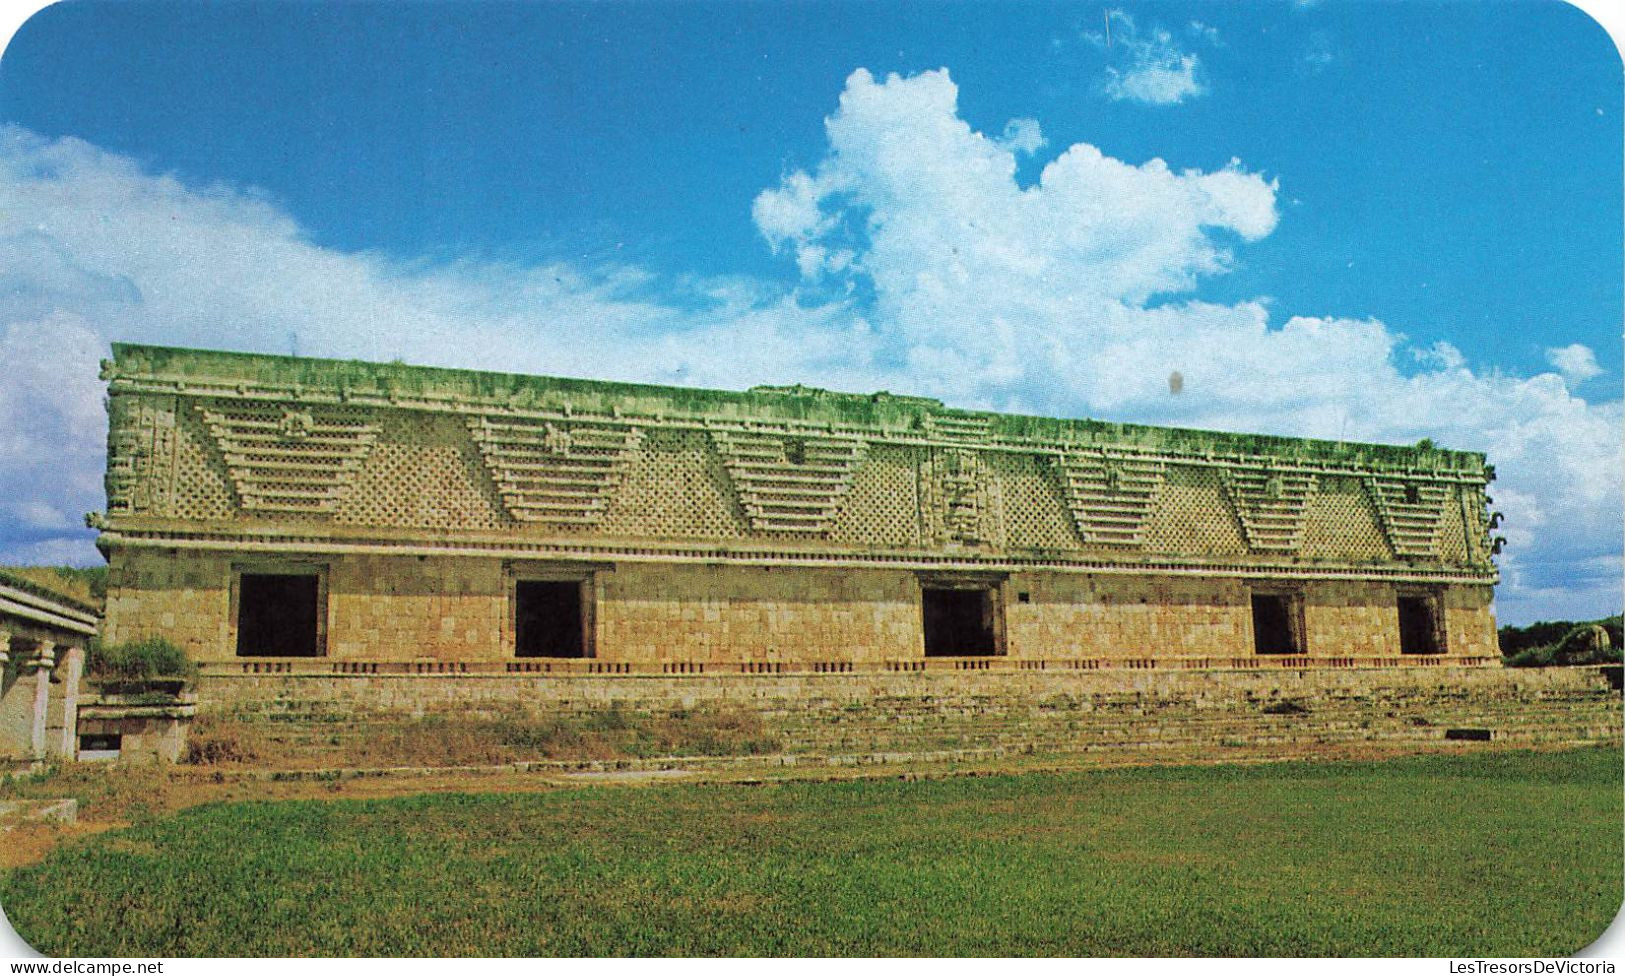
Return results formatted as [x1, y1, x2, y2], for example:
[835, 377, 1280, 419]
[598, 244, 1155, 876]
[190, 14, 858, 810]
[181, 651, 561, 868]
[467, 415, 641, 527]
[1365, 477, 1452, 559]
[1056, 451, 1166, 547]
[918, 447, 992, 546]
[1222, 467, 1318, 553]
[198, 402, 380, 517]
[709, 428, 867, 534]
[105, 395, 178, 517]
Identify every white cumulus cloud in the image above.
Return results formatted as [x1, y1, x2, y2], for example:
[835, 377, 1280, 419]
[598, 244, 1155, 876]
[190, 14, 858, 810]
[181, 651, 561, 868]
[1088, 10, 1209, 106]
[751, 68, 1622, 623]
[1546, 343, 1604, 385]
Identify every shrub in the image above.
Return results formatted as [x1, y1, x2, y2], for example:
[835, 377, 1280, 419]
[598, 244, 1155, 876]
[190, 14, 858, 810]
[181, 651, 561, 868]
[1504, 622, 1622, 668]
[1503, 644, 1555, 669]
[1551, 624, 1621, 666]
[86, 637, 198, 682]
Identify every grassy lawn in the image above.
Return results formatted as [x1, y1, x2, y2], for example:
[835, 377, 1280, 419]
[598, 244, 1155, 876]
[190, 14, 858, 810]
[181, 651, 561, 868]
[3, 747, 1620, 956]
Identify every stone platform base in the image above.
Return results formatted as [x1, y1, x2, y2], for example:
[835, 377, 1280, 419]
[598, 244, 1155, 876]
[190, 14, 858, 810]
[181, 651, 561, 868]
[193, 664, 1622, 768]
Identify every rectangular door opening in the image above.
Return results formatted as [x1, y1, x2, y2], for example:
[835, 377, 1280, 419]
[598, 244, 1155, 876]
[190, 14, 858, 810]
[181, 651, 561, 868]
[1251, 593, 1301, 655]
[236, 572, 321, 657]
[516, 580, 586, 658]
[922, 587, 997, 657]
[1398, 595, 1443, 655]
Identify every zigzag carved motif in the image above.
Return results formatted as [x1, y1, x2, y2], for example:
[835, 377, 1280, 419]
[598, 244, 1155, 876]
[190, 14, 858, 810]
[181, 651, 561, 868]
[709, 429, 867, 534]
[1221, 468, 1318, 553]
[198, 402, 380, 516]
[1365, 477, 1452, 558]
[1056, 452, 1166, 546]
[467, 415, 641, 526]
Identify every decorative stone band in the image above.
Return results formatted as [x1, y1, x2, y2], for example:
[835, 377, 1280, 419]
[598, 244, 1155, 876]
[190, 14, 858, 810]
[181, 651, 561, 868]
[197, 654, 1504, 677]
[1366, 477, 1453, 558]
[707, 428, 866, 534]
[97, 525, 1499, 587]
[105, 372, 1491, 485]
[466, 414, 641, 526]
[108, 365, 1495, 563]
[1222, 468, 1319, 553]
[924, 410, 994, 444]
[198, 402, 380, 516]
[1056, 451, 1167, 546]
[0, 580, 100, 637]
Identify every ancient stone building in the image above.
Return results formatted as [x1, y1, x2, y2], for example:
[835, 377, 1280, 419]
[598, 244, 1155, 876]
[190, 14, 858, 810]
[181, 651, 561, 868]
[0, 570, 95, 763]
[95, 344, 1502, 673]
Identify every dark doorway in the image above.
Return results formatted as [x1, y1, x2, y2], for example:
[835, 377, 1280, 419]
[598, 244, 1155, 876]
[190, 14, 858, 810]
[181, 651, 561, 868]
[236, 573, 321, 657]
[922, 587, 997, 657]
[515, 580, 585, 658]
[1398, 596, 1442, 655]
[1251, 594, 1300, 655]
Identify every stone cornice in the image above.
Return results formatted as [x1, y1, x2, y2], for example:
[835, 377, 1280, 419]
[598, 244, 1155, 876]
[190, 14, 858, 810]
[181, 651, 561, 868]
[97, 525, 1498, 586]
[0, 581, 100, 636]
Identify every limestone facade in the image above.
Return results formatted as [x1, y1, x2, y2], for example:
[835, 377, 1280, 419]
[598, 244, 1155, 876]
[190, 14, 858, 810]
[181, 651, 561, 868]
[95, 344, 1501, 672]
[0, 570, 95, 762]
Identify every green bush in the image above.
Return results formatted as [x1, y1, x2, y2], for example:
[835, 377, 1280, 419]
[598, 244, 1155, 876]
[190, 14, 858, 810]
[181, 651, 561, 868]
[1500, 615, 1623, 658]
[1503, 644, 1556, 669]
[86, 637, 198, 682]
[1503, 621, 1621, 668]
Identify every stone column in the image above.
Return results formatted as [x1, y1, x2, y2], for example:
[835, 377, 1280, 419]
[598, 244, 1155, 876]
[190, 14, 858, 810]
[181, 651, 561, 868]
[29, 641, 56, 762]
[53, 645, 85, 761]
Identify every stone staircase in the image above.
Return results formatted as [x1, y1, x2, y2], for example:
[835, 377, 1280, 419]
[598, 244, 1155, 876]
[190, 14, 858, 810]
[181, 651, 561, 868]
[196, 667, 1622, 769]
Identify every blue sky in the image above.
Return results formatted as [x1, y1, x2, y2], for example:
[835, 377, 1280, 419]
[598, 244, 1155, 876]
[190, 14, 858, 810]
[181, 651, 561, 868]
[0, 0, 1619, 623]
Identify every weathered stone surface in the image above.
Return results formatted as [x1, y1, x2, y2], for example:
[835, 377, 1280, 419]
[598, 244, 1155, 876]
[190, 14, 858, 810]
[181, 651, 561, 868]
[0, 572, 95, 762]
[95, 345, 1500, 670]
[191, 666, 1620, 767]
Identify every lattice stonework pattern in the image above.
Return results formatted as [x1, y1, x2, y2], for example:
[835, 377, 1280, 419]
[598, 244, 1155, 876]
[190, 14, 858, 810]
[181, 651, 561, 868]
[197, 402, 380, 516]
[1142, 465, 1248, 556]
[708, 429, 867, 534]
[170, 403, 237, 521]
[828, 444, 922, 548]
[600, 428, 746, 540]
[991, 452, 1081, 551]
[466, 415, 641, 527]
[1221, 467, 1318, 552]
[1365, 477, 1452, 558]
[1460, 485, 1492, 564]
[337, 413, 508, 530]
[1056, 452, 1166, 546]
[1435, 486, 1473, 565]
[1300, 475, 1390, 563]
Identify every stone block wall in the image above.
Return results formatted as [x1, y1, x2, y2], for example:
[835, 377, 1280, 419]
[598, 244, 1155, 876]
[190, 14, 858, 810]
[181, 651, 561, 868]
[102, 550, 232, 658]
[1005, 573, 1247, 658]
[598, 564, 919, 664]
[104, 548, 1497, 665]
[1443, 584, 1499, 658]
[191, 665, 1622, 768]
[328, 555, 506, 660]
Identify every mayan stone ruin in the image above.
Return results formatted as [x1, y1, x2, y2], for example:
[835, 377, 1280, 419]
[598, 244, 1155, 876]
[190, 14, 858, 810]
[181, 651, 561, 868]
[93, 343, 1505, 672]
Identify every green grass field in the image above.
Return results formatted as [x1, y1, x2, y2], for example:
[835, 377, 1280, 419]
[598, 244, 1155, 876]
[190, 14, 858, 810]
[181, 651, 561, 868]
[4, 747, 1620, 956]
